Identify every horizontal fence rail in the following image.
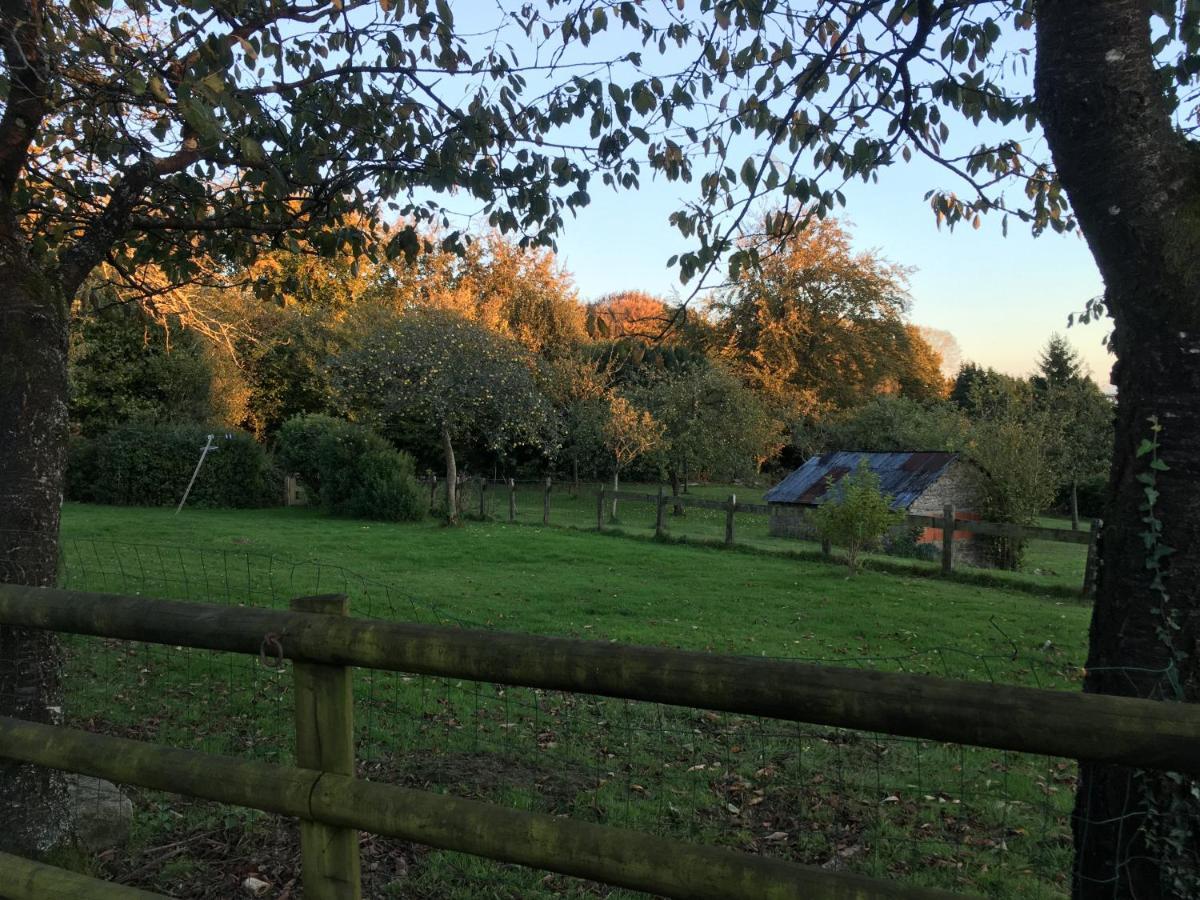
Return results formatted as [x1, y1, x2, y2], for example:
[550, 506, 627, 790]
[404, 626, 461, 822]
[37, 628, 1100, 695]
[0, 717, 963, 900]
[606, 490, 1091, 545]
[1, 585, 1197, 776]
[0, 852, 169, 900]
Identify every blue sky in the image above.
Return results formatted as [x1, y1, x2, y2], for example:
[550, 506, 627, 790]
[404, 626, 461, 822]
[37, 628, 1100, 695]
[551, 154, 1111, 386]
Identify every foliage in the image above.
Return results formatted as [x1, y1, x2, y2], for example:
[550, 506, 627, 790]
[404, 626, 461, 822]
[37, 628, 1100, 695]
[68, 304, 218, 437]
[964, 390, 1061, 569]
[1041, 380, 1114, 521]
[73, 425, 278, 509]
[586, 291, 674, 340]
[809, 461, 905, 576]
[333, 309, 553, 459]
[949, 364, 1032, 418]
[712, 216, 941, 421]
[1032, 334, 1087, 393]
[602, 395, 664, 476]
[635, 364, 782, 483]
[315, 426, 423, 523]
[453, 234, 586, 357]
[275, 414, 347, 497]
[276, 414, 422, 522]
[813, 396, 970, 455]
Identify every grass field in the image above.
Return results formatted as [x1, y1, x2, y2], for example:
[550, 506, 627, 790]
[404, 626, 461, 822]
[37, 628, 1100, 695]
[55, 502, 1093, 898]
[452, 479, 1091, 597]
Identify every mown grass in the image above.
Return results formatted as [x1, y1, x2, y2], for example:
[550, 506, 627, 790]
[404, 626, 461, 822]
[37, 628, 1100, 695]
[57, 502, 1092, 898]
[461, 479, 1091, 598]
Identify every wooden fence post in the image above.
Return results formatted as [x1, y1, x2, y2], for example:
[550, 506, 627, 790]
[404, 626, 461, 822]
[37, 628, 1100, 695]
[655, 485, 666, 538]
[941, 504, 955, 576]
[596, 486, 605, 531]
[1082, 518, 1103, 598]
[725, 494, 736, 546]
[429, 475, 437, 511]
[508, 478, 517, 522]
[479, 477, 487, 520]
[543, 477, 552, 526]
[290, 594, 361, 900]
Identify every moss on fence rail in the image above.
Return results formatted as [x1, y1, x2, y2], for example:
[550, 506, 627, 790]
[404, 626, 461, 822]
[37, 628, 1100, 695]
[0, 717, 965, 900]
[0, 585, 1197, 776]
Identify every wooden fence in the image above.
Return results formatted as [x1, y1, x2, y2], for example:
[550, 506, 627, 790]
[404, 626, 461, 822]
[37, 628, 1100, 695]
[418, 476, 1100, 593]
[2, 584, 1198, 898]
[598, 487, 1101, 594]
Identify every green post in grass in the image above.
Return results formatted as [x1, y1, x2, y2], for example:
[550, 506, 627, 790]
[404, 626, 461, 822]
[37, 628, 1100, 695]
[655, 485, 666, 538]
[596, 486, 605, 531]
[543, 476, 552, 525]
[725, 495, 736, 546]
[291, 594, 361, 900]
[508, 478, 517, 522]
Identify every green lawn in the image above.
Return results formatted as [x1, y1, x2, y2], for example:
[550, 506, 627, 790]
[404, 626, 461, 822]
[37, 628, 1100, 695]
[460, 479, 1091, 597]
[56, 503, 1092, 899]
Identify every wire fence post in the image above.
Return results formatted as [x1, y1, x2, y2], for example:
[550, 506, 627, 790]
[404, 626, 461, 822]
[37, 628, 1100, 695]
[596, 486, 605, 531]
[725, 494, 736, 546]
[941, 504, 955, 576]
[543, 476, 552, 526]
[654, 485, 666, 538]
[1082, 518, 1103, 597]
[478, 476, 487, 520]
[290, 594, 361, 900]
[508, 478, 516, 522]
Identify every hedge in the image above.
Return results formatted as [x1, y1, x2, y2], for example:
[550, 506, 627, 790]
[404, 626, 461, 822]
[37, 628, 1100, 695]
[70, 424, 280, 509]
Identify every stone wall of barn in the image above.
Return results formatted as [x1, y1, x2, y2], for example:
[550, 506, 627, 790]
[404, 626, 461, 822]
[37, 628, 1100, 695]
[768, 505, 817, 539]
[909, 460, 987, 566]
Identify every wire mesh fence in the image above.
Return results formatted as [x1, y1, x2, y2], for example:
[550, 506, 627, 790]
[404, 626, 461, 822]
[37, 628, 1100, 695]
[427, 476, 1091, 599]
[0, 531, 1176, 897]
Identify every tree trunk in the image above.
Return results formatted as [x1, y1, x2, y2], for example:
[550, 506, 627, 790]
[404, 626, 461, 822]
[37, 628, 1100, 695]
[442, 427, 458, 524]
[0, 258, 70, 856]
[1037, 3, 1200, 896]
[1071, 478, 1080, 532]
[611, 469, 619, 520]
[670, 466, 684, 516]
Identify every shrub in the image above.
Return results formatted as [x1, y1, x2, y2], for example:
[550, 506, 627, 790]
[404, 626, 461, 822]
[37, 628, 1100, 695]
[280, 415, 423, 521]
[275, 414, 346, 495]
[882, 524, 939, 562]
[809, 460, 905, 575]
[343, 449, 424, 522]
[86, 424, 278, 508]
[65, 435, 100, 503]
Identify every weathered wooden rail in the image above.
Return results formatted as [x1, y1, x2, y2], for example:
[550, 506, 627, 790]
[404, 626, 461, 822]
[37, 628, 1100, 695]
[3, 585, 1195, 897]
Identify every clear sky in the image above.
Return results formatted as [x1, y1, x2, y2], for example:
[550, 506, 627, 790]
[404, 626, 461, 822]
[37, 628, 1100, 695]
[551, 154, 1112, 387]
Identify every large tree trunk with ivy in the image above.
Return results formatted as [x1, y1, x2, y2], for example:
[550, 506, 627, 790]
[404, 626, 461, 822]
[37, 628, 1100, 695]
[0, 255, 70, 855]
[1037, 2, 1200, 896]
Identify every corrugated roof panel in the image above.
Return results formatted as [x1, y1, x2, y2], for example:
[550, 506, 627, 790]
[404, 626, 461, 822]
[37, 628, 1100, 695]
[764, 451, 959, 510]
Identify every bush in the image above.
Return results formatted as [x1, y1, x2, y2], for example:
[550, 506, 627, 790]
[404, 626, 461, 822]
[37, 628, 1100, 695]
[279, 415, 423, 521]
[343, 449, 424, 521]
[65, 435, 100, 503]
[80, 424, 279, 508]
[276, 414, 345, 495]
[809, 460, 905, 575]
[882, 524, 939, 562]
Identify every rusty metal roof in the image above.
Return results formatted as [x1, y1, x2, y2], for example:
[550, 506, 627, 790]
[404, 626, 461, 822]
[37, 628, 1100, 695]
[764, 451, 960, 510]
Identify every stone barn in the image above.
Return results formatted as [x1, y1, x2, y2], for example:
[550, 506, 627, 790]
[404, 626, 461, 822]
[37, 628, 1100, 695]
[764, 451, 985, 563]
